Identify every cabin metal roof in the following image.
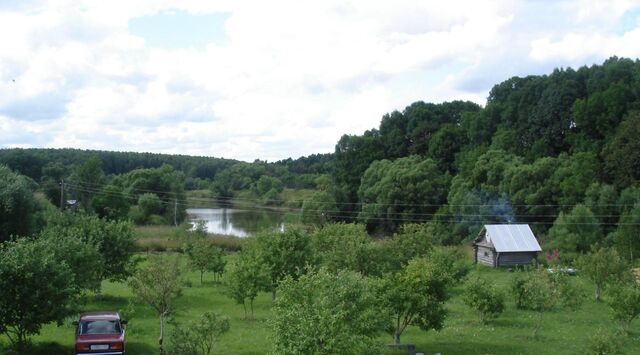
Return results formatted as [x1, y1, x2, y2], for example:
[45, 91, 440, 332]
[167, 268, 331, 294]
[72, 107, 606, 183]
[482, 224, 541, 252]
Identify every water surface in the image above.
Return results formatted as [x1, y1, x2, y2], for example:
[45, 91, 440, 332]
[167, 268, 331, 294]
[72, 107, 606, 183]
[187, 207, 285, 237]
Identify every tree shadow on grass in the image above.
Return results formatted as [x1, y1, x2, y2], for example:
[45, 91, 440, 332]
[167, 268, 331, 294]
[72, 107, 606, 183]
[2, 341, 71, 355]
[125, 341, 158, 355]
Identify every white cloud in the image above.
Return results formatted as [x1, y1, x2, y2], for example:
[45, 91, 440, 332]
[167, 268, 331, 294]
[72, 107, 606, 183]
[1, 0, 640, 161]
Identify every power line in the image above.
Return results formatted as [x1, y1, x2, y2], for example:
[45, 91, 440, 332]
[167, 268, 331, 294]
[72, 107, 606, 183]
[61, 179, 640, 226]
[64, 179, 640, 210]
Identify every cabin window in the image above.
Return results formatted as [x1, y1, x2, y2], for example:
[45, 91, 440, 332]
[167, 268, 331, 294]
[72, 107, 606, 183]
[484, 251, 489, 257]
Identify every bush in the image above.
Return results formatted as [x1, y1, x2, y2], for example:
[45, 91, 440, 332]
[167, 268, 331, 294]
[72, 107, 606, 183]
[271, 268, 386, 354]
[463, 277, 505, 323]
[585, 329, 624, 355]
[148, 214, 168, 225]
[128, 205, 145, 225]
[606, 283, 640, 332]
[167, 312, 230, 355]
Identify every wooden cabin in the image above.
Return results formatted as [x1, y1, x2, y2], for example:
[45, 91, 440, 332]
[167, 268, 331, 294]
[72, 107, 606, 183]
[473, 224, 541, 268]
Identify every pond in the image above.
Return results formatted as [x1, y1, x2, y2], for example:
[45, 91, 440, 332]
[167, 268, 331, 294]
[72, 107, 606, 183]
[186, 207, 287, 237]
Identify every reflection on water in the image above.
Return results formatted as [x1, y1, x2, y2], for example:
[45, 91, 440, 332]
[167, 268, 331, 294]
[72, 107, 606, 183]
[187, 208, 285, 237]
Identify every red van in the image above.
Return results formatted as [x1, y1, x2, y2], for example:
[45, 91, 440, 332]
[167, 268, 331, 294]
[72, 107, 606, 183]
[73, 312, 126, 355]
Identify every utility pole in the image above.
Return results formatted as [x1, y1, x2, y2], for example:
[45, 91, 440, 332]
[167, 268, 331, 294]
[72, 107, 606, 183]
[174, 199, 177, 226]
[59, 179, 64, 210]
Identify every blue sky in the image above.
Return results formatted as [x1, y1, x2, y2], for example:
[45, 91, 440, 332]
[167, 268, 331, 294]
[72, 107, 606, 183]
[1, 0, 640, 161]
[129, 11, 229, 49]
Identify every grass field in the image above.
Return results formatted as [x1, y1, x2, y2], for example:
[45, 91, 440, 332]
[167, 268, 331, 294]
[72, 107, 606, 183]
[1, 256, 639, 354]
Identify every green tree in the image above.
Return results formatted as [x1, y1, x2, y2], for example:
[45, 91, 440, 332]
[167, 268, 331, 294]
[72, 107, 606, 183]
[382, 223, 434, 272]
[463, 277, 505, 323]
[0, 238, 77, 351]
[271, 268, 386, 355]
[606, 283, 640, 332]
[548, 204, 602, 253]
[138, 193, 164, 222]
[427, 123, 468, 172]
[610, 203, 640, 263]
[579, 248, 632, 301]
[71, 155, 105, 212]
[223, 248, 270, 320]
[40, 213, 136, 289]
[584, 183, 619, 234]
[602, 111, 640, 189]
[120, 164, 187, 224]
[333, 131, 385, 217]
[92, 184, 131, 220]
[252, 175, 283, 204]
[37, 229, 103, 292]
[167, 312, 230, 355]
[310, 223, 372, 274]
[250, 229, 315, 299]
[129, 254, 184, 355]
[185, 239, 226, 284]
[510, 269, 559, 338]
[0, 165, 40, 242]
[358, 156, 449, 232]
[301, 191, 337, 226]
[573, 81, 632, 140]
[40, 161, 66, 205]
[376, 257, 453, 345]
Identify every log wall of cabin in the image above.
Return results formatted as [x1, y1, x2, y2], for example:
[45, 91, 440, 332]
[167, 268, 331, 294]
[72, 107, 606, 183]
[497, 252, 537, 267]
[476, 245, 496, 267]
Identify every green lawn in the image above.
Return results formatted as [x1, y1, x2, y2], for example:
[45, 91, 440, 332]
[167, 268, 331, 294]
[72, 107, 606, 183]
[2, 259, 639, 354]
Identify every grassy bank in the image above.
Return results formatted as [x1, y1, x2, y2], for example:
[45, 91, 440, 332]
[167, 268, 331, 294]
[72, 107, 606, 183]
[134, 225, 246, 252]
[2, 256, 639, 354]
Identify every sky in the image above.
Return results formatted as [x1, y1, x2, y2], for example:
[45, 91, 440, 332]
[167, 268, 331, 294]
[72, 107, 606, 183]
[1, 0, 640, 162]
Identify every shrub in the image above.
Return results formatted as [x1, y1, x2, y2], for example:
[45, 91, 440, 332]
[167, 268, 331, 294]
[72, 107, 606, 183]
[606, 283, 640, 332]
[463, 277, 505, 323]
[585, 329, 624, 355]
[271, 268, 386, 354]
[167, 312, 230, 355]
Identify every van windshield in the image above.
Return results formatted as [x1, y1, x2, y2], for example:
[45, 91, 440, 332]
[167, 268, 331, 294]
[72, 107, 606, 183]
[78, 320, 122, 335]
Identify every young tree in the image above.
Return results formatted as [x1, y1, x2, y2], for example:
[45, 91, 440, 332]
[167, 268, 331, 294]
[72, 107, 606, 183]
[463, 277, 506, 323]
[38, 230, 103, 292]
[0, 238, 77, 351]
[128, 254, 184, 354]
[376, 257, 453, 345]
[43, 213, 136, 290]
[383, 223, 434, 272]
[185, 238, 226, 284]
[310, 223, 372, 274]
[271, 268, 386, 355]
[579, 248, 631, 301]
[511, 270, 556, 339]
[511, 268, 583, 338]
[223, 249, 270, 320]
[585, 329, 624, 355]
[167, 312, 230, 355]
[250, 229, 315, 299]
[606, 283, 640, 332]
